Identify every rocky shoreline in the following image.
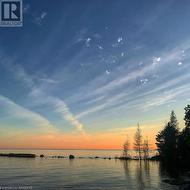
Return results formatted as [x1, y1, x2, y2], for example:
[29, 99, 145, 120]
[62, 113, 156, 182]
[0, 152, 160, 160]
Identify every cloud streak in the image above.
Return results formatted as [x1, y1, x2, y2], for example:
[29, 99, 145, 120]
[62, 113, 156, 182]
[2, 60, 86, 134]
[30, 90, 86, 134]
[73, 41, 190, 118]
[0, 94, 56, 134]
[53, 98, 85, 134]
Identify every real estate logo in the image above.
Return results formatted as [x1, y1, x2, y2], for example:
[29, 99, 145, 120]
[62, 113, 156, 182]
[0, 0, 22, 27]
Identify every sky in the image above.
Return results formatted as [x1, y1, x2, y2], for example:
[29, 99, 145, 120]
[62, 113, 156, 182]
[0, 0, 190, 149]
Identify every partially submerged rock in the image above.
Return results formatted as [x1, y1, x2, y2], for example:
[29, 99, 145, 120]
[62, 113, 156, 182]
[118, 156, 131, 160]
[58, 156, 65, 158]
[69, 155, 75, 159]
[149, 155, 160, 161]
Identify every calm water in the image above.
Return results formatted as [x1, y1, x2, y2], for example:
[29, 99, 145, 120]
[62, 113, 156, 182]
[0, 149, 157, 158]
[0, 149, 180, 190]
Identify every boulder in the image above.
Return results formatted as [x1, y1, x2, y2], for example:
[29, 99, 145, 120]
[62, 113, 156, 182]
[69, 155, 75, 159]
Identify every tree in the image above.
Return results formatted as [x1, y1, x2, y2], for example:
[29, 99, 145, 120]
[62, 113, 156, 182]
[154, 106, 190, 172]
[134, 123, 142, 160]
[123, 136, 130, 158]
[142, 139, 149, 160]
[156, 111, 179, 164]
[184, 105, 190, 129]
[178, 105, 190, 169]
[156, 129, 165, 156]
[170, 110, 179, 130]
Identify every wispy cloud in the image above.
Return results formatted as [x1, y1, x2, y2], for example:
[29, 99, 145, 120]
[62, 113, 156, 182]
[30, 90, 86, 134]
[39, 78, 61, 84]
[0, 94, 56, 134]
[52, 98, 85, 134]
[76, 92, 128, 119]
[68, 41, 189, 106]
[142, 85, 190, 111]
[90, 46, 186, 97]
[73, 41, 190, 118]
[8, 63, 86, 134]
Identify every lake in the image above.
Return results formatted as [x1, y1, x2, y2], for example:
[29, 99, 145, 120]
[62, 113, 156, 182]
[0, 149, 181, 190]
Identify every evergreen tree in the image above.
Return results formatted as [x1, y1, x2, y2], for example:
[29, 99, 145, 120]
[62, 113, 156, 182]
[156, 129, 165, 156]
[156, 111, 179, 164]
[178, 105, 190, 169]
[134, 123, 142, 160]
[184, 105, 190, 129]
[170, 110, 179, 130]
[123, 136, 130, 158]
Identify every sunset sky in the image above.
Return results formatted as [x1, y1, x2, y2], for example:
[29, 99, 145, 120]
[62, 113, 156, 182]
[0, 0, 190, 149]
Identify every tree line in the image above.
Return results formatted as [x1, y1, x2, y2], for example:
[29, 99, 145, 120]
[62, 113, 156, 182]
[123, 123, 150, 160]
[123, 104, 190, 170]
[156, 105, 190, 171]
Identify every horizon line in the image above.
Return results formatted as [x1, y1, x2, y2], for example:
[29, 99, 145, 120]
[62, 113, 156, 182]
[0, 148, 157, 151]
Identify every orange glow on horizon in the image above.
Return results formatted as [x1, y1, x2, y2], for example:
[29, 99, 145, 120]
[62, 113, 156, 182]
[0, 124, 162, 150]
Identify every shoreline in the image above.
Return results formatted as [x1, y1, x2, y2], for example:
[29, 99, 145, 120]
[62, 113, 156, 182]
[0, 152, 160, 160]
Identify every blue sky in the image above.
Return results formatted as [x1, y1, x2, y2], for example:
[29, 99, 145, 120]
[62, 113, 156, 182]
[0, 0, 190, 148]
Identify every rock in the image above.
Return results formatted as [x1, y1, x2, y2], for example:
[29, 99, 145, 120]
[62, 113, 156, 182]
[0, 153, 36, 158]
[69, 155, 75, 159]
[149, 155, 160, 161]
[40, 154, 44, 158]
[58, 156, 64, 158]
[118, 156, 131, 160]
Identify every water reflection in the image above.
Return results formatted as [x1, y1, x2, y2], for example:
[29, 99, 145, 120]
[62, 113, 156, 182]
[0, 153, 180, 190]
[122, 160, 163, 189]
[123, 161, 133, 188]
[159, 161, 180, 179]
[121, 160, 184, 189]
[122, 161, 145, 189]
[136, 161, 145, 190]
